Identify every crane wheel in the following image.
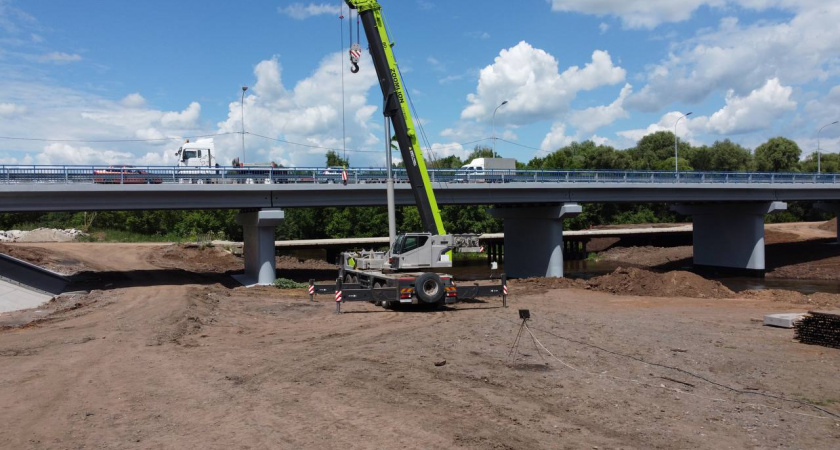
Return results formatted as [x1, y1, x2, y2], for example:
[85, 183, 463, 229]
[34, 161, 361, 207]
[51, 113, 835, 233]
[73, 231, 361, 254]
[415, 273, 444, 304]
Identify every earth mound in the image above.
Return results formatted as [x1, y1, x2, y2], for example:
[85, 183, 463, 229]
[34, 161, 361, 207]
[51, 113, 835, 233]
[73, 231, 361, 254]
[587, 267, 735, 298]
[818, 217, 837, 233]
[0, 243, 91, 275]
[148, 244, 243, 273]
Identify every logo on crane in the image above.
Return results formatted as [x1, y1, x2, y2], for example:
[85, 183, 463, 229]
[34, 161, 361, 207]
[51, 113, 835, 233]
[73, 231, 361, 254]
[390, 68, 405, 104]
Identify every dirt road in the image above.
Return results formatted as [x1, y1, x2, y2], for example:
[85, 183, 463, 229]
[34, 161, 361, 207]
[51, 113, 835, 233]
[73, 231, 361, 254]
[1, 243, 839, 449]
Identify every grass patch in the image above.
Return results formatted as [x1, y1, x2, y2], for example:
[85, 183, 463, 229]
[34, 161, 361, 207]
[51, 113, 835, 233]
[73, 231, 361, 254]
[273, 278, 307, 289]
[454, 252, 490, 261]
[802, 398, 837, 407]
[78, 229, 186, 243]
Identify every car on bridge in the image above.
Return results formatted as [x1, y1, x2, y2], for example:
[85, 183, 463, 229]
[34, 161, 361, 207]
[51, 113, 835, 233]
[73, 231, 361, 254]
[93, 166, 163, 184]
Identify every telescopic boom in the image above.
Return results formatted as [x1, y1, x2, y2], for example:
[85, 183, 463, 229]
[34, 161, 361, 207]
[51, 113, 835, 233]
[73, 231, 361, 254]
[345, 0, 446, 236]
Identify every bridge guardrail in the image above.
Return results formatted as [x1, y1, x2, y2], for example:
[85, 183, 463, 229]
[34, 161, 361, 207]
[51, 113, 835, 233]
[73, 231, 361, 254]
[0, 165, 837, 185]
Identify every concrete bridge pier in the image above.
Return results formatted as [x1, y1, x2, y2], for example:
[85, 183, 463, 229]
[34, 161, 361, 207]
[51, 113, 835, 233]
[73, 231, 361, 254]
[815, 202, 840, 243]
[671, 202, 787, 276]
[234, 208, 285, 286]
[490, 204, 582, 278]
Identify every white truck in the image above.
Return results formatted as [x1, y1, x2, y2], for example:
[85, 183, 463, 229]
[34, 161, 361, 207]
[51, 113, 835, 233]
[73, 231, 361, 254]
[175, 139, 218, 168]
[455, 157, 517, 182]
[173, 139, 221, 183]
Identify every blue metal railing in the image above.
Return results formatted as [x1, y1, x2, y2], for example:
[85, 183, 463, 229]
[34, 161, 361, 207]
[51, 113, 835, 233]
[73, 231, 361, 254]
[0, 165, 837, 185]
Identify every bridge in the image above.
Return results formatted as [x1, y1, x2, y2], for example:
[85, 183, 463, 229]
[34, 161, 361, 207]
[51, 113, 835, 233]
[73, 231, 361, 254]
[2, 165, 840, 284]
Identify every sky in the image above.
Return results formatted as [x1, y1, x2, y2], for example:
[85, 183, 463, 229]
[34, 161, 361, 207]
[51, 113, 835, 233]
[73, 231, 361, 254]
[0, 0, 838, 168]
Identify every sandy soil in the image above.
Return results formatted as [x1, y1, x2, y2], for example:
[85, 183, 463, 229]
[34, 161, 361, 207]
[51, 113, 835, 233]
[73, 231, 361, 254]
[596, 221, 840, 281]
[1, 242, 839, 449]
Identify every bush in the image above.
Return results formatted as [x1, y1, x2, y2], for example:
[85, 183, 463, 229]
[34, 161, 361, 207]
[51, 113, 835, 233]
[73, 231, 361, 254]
[273, 278, 307, 289]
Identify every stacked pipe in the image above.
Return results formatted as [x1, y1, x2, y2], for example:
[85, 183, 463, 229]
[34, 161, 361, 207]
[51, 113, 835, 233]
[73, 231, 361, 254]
[794, 311, 840, 349]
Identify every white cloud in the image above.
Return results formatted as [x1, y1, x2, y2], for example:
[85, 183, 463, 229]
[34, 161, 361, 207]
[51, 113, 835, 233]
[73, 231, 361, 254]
[540, 122, 574, 151]
[706, 78, 796, 134]
[568, 83, 632, 135]
[120, 93, 146, 108]
[617, 111, 699, 144]
[461, 42, 625, 126]
[599, 22, 610, 34]
[161, 102, 201, 128]
[627, 5, 840, 111]
[214, 53, 381, 166]
[278, 3, 340, 20]
[0, 102, 26, 116]
[0, 79, 212, 166]
[804, 85, 840, 127]
[35, 143, 133, 165]
[36, 51, 81, 63]
[546, 0, 817, 29]
[548, 0, 725, 29]
[428, 142, 469, 160]
[465, 31, 491, 40]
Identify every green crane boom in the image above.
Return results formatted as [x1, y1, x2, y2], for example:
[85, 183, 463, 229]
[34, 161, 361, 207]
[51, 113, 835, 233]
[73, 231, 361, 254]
[345, 0, 446, 236]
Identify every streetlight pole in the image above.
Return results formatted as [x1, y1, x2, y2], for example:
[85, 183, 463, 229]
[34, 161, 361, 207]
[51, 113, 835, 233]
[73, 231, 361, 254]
[674, 111, 692, 173]
[241, 86, 248, 164]
[817, 120, 838, 174]
[492, 100, 508, 156]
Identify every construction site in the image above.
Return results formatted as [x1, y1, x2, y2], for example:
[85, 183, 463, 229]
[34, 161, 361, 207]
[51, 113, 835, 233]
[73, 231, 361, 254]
[0, 220, 838, 448]
[2, 0, 840, 448]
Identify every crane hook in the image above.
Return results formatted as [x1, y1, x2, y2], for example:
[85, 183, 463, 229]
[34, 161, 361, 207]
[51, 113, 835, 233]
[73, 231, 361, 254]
[349, 43, 362, 74]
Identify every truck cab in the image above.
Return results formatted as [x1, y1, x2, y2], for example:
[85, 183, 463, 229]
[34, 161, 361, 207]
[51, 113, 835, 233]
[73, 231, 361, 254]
[175, 139, 217, 167]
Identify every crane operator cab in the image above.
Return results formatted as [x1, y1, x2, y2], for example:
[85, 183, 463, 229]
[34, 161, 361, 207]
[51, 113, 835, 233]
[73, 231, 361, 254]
[388, 232, 454, 270]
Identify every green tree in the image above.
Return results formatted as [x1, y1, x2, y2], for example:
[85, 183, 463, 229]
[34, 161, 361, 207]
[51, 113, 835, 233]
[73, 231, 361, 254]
[326, 150, 349, 167]
[754, 137, 801, 172]
[629, 131, 691, 170]
[685, 145, 713, 171]
[464, 146, 498, 161]
[654, 157, 693, 171]
[429, 155, 463, 169]
[709, 139, 751, 171]
[801, 152, 840, 173]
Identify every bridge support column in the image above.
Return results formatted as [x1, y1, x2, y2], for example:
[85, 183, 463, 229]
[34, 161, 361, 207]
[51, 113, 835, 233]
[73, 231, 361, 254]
[490, 204, 582, 278]
[815, 202, 840, 243]
[672, 202, 786, 276]
[234, 209, 284, 286]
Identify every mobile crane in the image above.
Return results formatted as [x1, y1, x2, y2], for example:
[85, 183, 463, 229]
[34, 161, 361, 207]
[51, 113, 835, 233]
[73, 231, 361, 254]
[310, 0, 506, 310]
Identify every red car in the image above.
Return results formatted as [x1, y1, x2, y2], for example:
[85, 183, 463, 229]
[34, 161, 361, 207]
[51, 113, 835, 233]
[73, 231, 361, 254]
[93, 166, 162, 184]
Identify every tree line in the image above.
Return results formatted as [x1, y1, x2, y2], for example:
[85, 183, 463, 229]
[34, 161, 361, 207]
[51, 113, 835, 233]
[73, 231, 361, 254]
[1, 132, 835, 241]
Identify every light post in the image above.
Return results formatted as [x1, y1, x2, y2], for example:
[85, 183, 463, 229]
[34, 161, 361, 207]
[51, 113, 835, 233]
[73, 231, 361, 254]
[241, 86, 248, 163]
[492, 100, 508, 155]
[674, 111, 692, 173]
[817, 120, 838, 174]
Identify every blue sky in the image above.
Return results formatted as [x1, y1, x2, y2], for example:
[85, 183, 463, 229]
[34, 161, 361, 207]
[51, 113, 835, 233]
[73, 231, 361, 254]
[0, 0, 838, 167]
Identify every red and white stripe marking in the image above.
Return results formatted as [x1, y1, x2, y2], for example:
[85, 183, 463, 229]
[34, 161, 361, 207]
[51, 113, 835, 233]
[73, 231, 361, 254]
[335, 291, 343, 302]
[503, 284, 508, 295]
[341, 170, 348, 182]
[308, 285, 315, 295]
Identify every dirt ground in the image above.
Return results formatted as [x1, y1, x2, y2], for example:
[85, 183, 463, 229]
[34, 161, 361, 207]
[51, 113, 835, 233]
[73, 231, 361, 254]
[596, 221, 840, 281]
[1, 238, 840, 449]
